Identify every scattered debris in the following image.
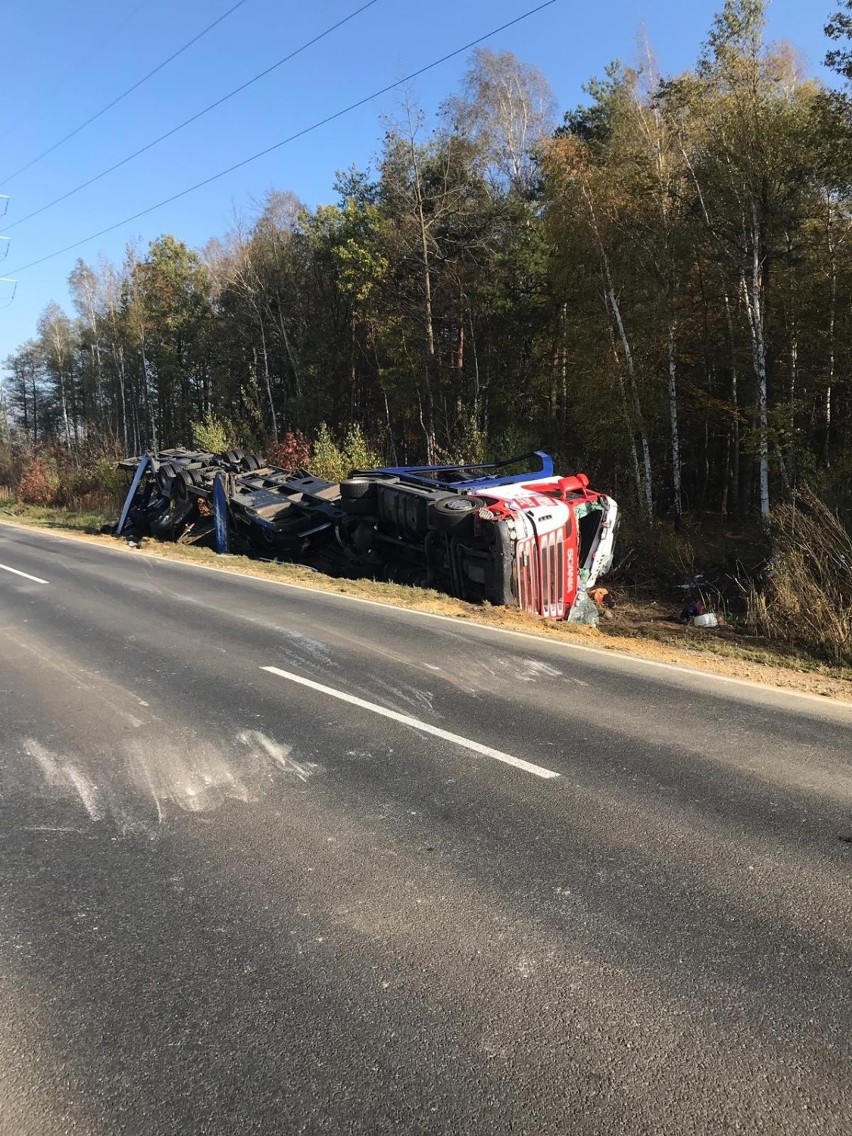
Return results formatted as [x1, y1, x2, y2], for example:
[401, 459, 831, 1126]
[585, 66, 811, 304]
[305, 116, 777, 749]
[567, 591, 601, 626]
[680, 598, 706, 624]
[679, 598, 720, 629]
[589, 585, 616, 610]
[692, 612, 720, 629]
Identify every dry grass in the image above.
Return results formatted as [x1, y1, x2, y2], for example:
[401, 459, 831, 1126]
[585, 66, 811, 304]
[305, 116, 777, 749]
[745, 489, 852, 667]
[0, 498, 114, 533]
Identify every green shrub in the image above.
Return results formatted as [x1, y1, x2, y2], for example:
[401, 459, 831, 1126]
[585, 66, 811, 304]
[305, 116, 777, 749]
[192, 411, 237, 455]
[309, 423, 382, 483]
[340, 423, 381, 474]
[309, 423, 346, 482]
[54, 458, 126, 511]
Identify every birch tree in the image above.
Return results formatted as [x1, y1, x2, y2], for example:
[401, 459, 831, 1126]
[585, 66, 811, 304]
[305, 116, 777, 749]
[443, 48, 557, 194]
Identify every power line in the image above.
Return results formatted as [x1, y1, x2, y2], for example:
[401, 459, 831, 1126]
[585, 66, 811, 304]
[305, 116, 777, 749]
[0, 278, 18, 309]
[2, 0, 381, 234]
[0, 0, 252, 185]
[6, 0, 557, 278]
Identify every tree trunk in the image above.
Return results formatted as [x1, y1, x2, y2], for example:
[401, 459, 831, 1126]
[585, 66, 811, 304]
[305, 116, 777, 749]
[560, 302, 569, 430]
[608, 323, 644, 513]
[140, 343, 156, 450]
[825, 207, 837, 467]
[258, 320, 279, 443]
[722, 292, 741, 513]
[666, 322, 682, 519]
[113, 344, 128, 454]
[410, 138, 437, 462]
[605, 278, 653, 519]
[275, 297, 302, 404]
[788, 316, 798, 486]
[741, 204, 770, 522]
[58, 369, 72, 455]
[582, 180, 653, 518]
[468, 308, 481, 423]
[382, 385, 398, 465]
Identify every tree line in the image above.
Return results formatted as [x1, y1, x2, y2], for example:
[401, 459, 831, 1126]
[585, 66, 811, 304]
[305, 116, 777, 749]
[4, 0, 852, 526]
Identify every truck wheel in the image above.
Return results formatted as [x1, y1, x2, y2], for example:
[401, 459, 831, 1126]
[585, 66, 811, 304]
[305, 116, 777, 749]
[171, 470, 192, 502]
[340, 477, 378, 500]
[240, 454, 260, 471]
[429, 496, 478, 532]
[156, 463, 176, 495]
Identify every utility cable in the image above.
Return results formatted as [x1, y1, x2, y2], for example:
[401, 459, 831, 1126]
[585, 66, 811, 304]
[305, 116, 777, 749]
[2, 0, 381, 233]
[0, 0, 252, 185]
[6, 0, 557, 277]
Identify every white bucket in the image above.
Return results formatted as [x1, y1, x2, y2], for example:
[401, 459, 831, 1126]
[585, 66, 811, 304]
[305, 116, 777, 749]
[692, 612, 719, 628]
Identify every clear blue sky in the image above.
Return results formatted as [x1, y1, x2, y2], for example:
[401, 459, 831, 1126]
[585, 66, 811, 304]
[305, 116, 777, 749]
[0, 0, 832, 360]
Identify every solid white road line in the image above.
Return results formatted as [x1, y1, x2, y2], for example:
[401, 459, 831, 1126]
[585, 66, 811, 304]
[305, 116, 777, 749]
[260, 665, 560, 780]
[0, 562, 48, 584]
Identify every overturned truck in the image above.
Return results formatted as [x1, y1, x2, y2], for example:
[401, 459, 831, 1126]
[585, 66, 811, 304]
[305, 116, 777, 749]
[115, 447, 618, 621]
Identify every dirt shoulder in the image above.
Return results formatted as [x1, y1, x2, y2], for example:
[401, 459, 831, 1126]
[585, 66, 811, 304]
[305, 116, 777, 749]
[3, 506, 852, 705]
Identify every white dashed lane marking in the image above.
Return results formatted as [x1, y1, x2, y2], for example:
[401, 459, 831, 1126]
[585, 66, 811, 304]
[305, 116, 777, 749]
[0, 562, 48, 584]
[260, 665, 560, 780]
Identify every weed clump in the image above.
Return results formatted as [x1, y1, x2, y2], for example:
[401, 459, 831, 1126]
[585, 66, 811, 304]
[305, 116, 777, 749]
[16, 456, 60, 505]
[746, 489, 852, 666]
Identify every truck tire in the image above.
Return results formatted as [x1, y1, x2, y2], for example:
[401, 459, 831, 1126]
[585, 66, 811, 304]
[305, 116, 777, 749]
[340, 477, 378, 500]
[171, 469, 193, 502]
[156, 462, 176, 495]
[428, 495, 478, 533]
[150, 499, 195, 538]
[240, 453, 260, 471]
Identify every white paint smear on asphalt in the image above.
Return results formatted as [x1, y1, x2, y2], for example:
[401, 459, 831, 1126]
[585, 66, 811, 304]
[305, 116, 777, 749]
[237, 729, 313, 782]
[260, 665, 560, 781]
[0, 562, 48, 584]
[62, 763, 106, 822]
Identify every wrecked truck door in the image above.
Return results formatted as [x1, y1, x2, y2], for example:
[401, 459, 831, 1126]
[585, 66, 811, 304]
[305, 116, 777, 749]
[575, 496, 619, 589]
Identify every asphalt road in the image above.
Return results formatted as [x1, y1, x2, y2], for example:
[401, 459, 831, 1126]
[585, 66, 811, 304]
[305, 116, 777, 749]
[0, 521, 850, 1135]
